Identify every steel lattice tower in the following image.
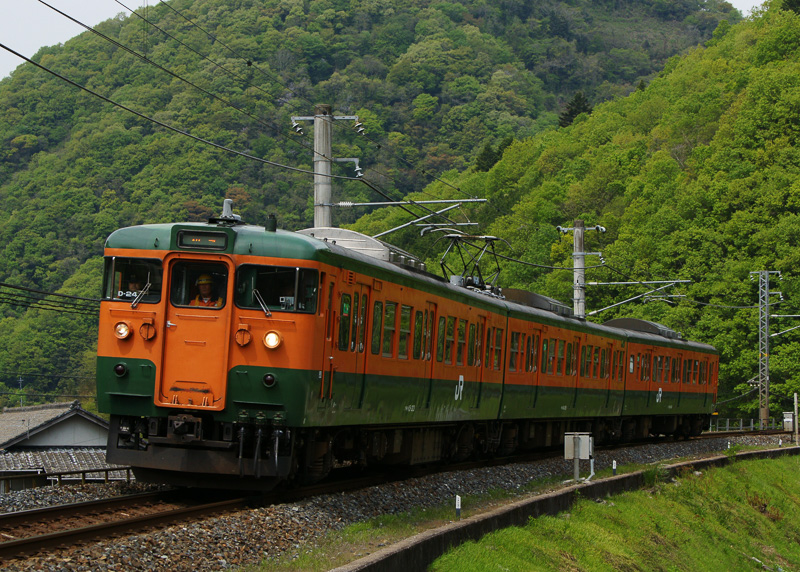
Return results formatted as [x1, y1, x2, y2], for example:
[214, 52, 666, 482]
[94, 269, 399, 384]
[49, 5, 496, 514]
[752, 270, 779, 428]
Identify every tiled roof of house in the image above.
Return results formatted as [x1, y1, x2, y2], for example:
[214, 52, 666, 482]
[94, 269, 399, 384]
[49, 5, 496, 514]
[0, 447, 124, 475]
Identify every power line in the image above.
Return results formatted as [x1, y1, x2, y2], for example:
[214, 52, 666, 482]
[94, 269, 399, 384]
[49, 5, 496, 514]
[0, 42, 361, 182]
[154, 0, 482, 205]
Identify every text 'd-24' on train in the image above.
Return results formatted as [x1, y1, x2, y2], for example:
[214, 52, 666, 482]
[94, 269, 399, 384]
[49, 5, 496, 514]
[97, 200, 718, 489]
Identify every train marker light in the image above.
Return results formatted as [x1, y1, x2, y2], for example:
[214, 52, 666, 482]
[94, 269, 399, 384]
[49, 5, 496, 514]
[235, 327, 252, 346]
[263, 373, 277, 388]
[264, 330, 282, 349]
[113, 363, 128, 377]
[139, 321, 156, 341]
[114, 321, 132, 339]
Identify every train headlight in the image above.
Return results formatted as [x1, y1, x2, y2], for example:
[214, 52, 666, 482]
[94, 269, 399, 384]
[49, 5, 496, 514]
[114, 321, 132, 339]
[263, 330, 282, 349]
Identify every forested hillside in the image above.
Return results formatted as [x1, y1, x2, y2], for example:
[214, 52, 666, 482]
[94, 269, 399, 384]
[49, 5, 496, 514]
[0, 0, 748, 408]
[355, 2, 800, 417]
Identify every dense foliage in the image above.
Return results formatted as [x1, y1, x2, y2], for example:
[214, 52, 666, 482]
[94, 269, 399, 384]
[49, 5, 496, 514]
[0, 0, 757, 410]
[355, 2, 800, 417]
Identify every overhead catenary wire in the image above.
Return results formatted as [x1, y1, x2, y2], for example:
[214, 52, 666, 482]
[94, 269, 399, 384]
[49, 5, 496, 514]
[601, 263, 773, 310]
[39, 0, 324, 161]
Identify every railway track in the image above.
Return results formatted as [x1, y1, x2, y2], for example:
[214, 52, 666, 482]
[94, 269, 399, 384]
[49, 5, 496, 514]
[0, 490, 253, 559]
[1, 430, 789, 561]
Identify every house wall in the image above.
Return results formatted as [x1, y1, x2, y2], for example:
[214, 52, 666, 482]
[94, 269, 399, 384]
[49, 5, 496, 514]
[23, 416, 108, 447]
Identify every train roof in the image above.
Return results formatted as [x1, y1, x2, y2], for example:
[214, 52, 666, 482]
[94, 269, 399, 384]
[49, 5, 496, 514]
[104, 216, 716, 353]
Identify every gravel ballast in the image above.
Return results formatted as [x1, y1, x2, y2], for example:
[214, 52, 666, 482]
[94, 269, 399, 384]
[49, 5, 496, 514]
[0, 435, 787, 571]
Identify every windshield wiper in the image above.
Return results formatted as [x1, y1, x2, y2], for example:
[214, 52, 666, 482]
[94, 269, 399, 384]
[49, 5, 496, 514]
[131, 274, 152, 309]
[253, 288, 272, 317]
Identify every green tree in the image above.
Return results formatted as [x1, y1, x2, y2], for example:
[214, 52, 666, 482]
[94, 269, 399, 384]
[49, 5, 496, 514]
[558, 91, 593, 127]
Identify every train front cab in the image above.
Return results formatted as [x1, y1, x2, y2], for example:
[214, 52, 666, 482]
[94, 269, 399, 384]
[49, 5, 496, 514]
[97, 225, 327, 488]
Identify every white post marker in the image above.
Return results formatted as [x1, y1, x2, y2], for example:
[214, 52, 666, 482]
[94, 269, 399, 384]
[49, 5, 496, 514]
[456, 495, 461, 520]
[613, 460, 617, 476]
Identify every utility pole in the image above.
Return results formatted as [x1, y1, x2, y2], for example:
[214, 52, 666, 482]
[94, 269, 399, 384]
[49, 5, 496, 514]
[751, 270, 781, 429]
[312, 104, 332, 228]
[292, 104, 361, 228]
[556, 220, 605, 319]
[574, 220, 585, 318]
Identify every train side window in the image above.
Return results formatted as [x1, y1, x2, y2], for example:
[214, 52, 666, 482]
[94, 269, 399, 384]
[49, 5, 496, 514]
[593, 347, 600, 378]
[699, 361, 706, 384]
[629, 355, 635, 374]
[325, 282, 335, 340]
[170, 261, 227, 309]
[457, 320, 467, 366]
[398, 305, 412, 359]
[437, 316, 447, 362]
[580, 345, 588, 377]
[664, 356, 671, 383]
[425, 310, 434, 361]
[673, 358, 680, 383]
[541, 338, 549, 373]
[509, 332, 520, 372]
[682, 358, 689, 383]
[234, 265, 318, 312]
[547, 337, 556, 374]
[444, 317, 456, 364]
[524, 336, 532, 372]
[557, 340, 565, 375]
[371, 301, 383, 355]
[467, 323, 476, 366]
[611, 350, 617, 381]
[693, 360, 699, 384]
[358, 294, 367, 352]
[485, 327, 494, 369]
[618, 351, 625, 380]
[413, 310, 423, 359]
[529, 334, 539, 372]
[338, 294, 352, 351]
[382, 302, 397, 358]
[565, 343, 573, 376]
[350, 294, 360, 352]
[104, 257, 163, 303]
[599, 348, 607, 378]
[494, 328, 504, 370]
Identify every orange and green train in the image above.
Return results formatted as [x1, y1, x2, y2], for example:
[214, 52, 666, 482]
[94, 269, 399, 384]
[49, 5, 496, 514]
[97, 203, 718, 489]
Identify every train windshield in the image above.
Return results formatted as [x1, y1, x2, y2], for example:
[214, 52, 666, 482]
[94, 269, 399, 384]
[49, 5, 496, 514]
[234, 265, 318, 313]
[103, 257, 163, 304]
[169, 261, 228, 309]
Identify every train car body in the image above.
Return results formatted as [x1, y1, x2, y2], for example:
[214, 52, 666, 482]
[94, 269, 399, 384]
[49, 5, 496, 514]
[97, 208, 718, 489]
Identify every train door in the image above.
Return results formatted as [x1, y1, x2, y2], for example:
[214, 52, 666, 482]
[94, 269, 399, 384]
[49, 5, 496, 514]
[602, 342, 614, 408]
[157, 255, 234, 411]
[328, 282, 370, 409]
[642, 350, 656, 407]
[319, 275, 336, 404]
[572, 336, 585, 408]
[528, 327, 542, 408]
[350, 285, 369, 407]
[423, 301, 437, 408]
[472, 315, 487, 408]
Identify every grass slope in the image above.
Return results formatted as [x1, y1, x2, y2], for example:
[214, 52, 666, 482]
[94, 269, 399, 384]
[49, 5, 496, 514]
[432, 456, 800, 571]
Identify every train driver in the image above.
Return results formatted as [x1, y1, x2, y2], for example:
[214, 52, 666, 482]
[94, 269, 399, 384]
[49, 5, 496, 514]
[128, 275, 142, 293]
[190, 274, 224, 308]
